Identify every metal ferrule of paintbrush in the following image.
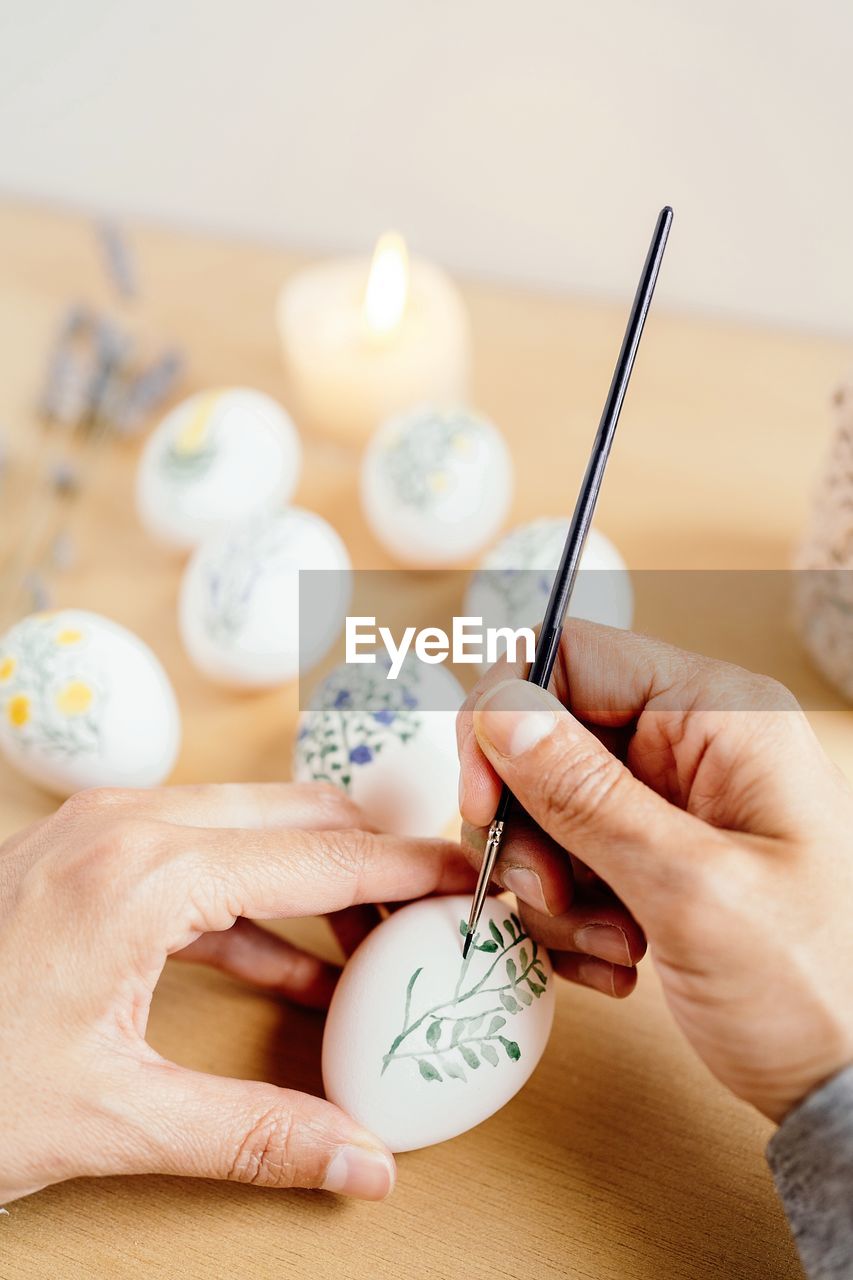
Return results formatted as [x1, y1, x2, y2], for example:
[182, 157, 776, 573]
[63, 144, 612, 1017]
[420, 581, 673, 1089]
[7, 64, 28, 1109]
[462, 786, 512, 957]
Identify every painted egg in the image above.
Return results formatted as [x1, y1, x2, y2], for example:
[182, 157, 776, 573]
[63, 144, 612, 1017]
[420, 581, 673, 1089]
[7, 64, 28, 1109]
[360, 405, 513, 567]
[179, 509, 351, 689]
[0, 609, 180, 797]
[136, 388, 302, 552]
[465, 519, 633, 670]
[323, 894, 555, 1152]
[293, 659, 463, 838]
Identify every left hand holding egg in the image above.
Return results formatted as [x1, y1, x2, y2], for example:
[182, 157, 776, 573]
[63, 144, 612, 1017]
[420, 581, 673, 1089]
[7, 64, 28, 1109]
[0, 781, 475, 1206]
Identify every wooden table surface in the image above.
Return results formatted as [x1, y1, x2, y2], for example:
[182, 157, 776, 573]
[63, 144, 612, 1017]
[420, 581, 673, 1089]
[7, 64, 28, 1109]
[0, 202, 850, 1279]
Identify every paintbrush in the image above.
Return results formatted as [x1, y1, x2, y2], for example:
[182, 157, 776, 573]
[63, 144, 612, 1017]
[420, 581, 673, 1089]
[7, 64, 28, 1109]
[462, 206, 674, 956]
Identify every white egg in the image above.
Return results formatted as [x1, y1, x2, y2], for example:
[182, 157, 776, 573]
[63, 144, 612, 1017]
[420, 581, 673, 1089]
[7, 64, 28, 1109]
[360, 405, 513, 567]
[179, 509, 351, 689]
[0, 609, 180, 797]
[136, 388, 302, 552]
[293, 659, 463, 838]
[323, 895, 555, 1152]
[465, 519, 633, 670]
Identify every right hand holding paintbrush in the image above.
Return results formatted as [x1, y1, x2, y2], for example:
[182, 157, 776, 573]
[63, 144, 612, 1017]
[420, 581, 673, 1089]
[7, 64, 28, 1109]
[457, 619, 853, 1124]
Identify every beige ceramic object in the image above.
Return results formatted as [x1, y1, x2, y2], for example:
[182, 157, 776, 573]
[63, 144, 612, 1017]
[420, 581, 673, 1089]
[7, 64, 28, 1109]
[795, 377, 853, 701]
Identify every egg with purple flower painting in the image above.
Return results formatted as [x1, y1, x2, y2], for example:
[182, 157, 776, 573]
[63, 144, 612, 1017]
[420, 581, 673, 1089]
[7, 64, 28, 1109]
[293, 658, 463, 837]
[179, 509, 351, 689]
[465, 519, 633, 671]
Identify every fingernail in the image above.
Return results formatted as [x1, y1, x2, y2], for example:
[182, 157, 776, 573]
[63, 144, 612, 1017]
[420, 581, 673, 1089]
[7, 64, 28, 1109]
[322, 1146, 396, 1200]
[457, 771, 466, 814]
[577, 958, 617, 996]
[474, 680, 557, 758]
[502, 866, 550, 915]
[574, 923, 631, 966]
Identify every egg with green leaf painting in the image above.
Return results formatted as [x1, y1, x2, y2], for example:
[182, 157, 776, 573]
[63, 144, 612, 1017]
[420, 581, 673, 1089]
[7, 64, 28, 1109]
[360, 405, 513, 567]
[322, 894, 555, 1152]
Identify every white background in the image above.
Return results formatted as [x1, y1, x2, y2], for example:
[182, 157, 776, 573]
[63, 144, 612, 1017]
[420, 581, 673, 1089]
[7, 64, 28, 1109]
[0, 0, 850, 333]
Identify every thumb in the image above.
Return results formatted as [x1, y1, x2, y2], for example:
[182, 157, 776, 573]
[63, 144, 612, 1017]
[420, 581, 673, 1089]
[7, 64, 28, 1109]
[472, 678, 708, 917]
[122, 1060, 395, 1199]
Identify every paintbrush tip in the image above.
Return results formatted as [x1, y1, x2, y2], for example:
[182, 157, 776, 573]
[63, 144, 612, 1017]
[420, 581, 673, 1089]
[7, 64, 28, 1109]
[462, 931, 473, 960]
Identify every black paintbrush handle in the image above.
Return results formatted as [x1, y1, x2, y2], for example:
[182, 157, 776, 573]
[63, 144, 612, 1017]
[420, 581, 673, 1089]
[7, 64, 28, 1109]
[529, 205, 673, 693]
[463, 207, 673, 956]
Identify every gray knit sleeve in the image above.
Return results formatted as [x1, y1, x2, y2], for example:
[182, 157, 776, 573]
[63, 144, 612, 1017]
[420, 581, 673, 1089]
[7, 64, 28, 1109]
[767, 1065, 853, 1280]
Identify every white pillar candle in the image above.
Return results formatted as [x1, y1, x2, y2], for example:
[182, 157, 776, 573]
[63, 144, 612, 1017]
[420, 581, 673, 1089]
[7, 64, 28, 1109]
[276, 232, 470, 444]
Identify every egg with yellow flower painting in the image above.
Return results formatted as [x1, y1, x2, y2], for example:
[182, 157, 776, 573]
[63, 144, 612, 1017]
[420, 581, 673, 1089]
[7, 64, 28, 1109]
[0, 610, 180, 797]
[360, 406, 513, 567]
[136, 388, 302, 552]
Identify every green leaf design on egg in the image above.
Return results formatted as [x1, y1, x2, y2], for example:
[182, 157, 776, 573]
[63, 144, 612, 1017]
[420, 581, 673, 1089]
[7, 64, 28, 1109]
[380, 915, 549, 1085]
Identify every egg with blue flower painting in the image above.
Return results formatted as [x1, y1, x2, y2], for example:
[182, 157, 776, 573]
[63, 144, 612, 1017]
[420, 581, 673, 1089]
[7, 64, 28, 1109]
[465, 519, 633, 671]
[360, 405, 513, 567]
[0, 609, 180, 797]
[323, 894, 555, 1152]
[293, 658, 463, 837]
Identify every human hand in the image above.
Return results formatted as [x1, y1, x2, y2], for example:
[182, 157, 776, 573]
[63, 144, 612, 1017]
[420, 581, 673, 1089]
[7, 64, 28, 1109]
[0, 782, 473, 1205]
[457, 621, 853, 1122]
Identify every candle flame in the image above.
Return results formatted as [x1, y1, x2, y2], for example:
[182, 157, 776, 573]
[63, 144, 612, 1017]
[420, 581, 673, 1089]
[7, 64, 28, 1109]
[363, 231, 409, 335]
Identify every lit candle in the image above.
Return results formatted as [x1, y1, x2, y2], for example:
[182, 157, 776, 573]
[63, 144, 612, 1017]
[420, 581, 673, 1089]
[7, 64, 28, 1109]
[276, 232, 470, 444]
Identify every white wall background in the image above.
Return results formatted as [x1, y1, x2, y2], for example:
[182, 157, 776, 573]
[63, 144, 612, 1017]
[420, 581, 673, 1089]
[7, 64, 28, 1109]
[0, 0, 851, 333]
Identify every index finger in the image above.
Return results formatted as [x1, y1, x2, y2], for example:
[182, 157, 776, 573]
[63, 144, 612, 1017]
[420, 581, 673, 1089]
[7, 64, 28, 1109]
[161, 828, 476, 950]
[64, 781, 373, 832]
